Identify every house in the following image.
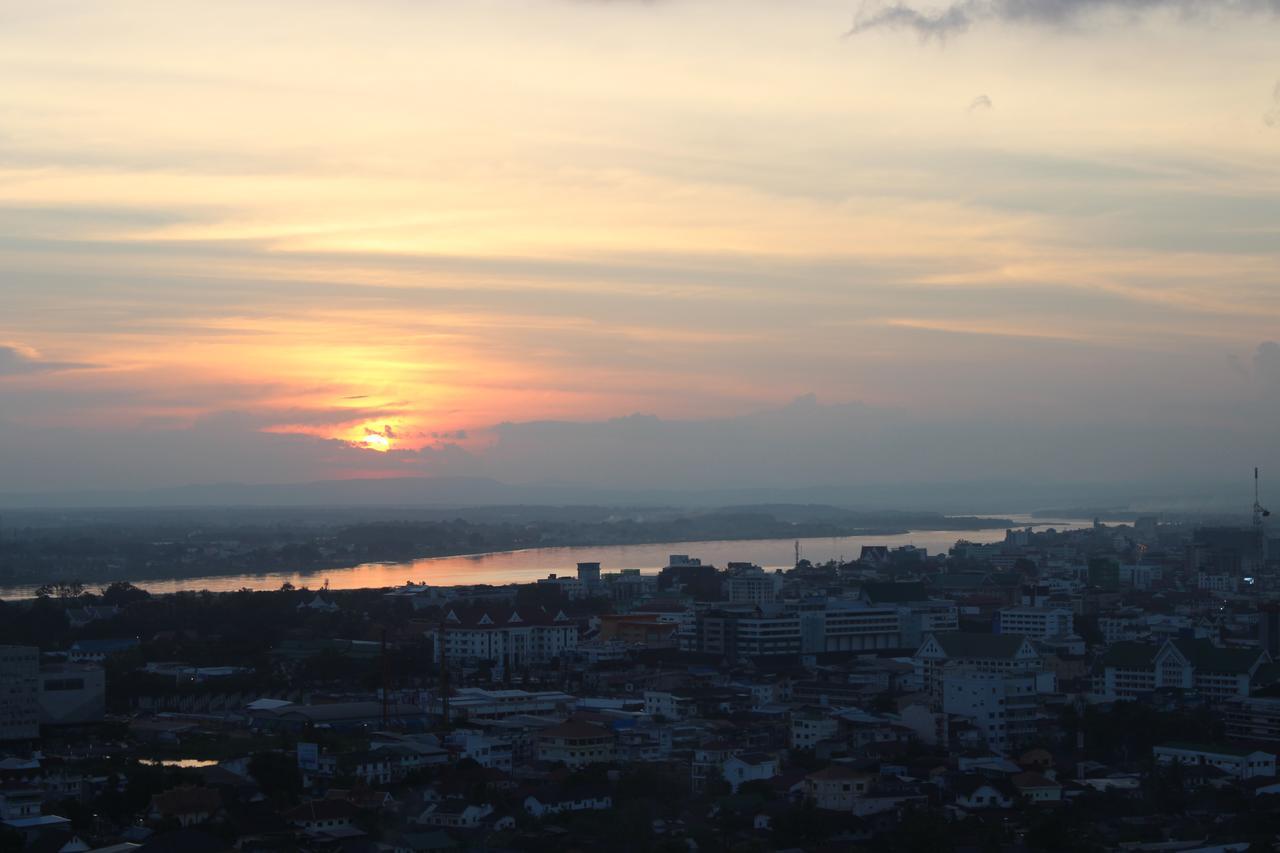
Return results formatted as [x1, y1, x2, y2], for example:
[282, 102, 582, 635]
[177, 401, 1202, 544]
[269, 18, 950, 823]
[283, 798, 362, 837]
[146, 786, 222, 827]
[415, 799, 494, 829]
[1153, 744, 1277, 779]
[723, 753, 780, 792]
[535, 720, 615, 768]
[1011, 771, 1062, 803]
[522, 789, 613, 817]
[803, 765, 875, 811]
[952, 775, 1017, 810]
[790, 706, 840, 750]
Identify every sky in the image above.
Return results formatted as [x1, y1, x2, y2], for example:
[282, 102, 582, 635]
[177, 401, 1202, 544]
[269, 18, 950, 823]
[2, 0, 1280, 504]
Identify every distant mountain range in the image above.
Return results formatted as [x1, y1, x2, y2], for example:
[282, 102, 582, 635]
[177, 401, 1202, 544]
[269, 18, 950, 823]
[0, 474, 1252, 516]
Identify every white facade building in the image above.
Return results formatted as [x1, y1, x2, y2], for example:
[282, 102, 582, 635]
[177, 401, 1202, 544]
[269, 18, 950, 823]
[997, 607, 1074, 641]
[942, 669, 1041, 753]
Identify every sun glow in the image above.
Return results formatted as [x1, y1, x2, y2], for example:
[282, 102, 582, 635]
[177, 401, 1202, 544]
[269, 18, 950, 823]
[360, 432, 392, 452]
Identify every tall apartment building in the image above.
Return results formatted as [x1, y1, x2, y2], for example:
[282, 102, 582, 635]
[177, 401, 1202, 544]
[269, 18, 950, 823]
[725, 564, 783, 605]
[0, 646, 40, 741]
[942, 669, 1041, 753]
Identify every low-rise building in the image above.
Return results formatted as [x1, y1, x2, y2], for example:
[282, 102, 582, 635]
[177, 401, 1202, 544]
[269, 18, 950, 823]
[1153, 743, 1276, 779]
[536, 720, 615, 768]
[723, 753, 780, 792]
[803, 765, 875, 811]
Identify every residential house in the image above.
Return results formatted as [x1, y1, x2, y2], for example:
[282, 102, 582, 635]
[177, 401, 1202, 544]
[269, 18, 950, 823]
[722, 753, 780, 793]
[146, 787, 222, 827]
[803, 765, 875, 811]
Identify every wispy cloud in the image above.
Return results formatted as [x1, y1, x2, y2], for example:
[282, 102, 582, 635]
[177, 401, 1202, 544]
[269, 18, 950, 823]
[847, 0, 1280, 39]
[968, 94, 993, 112]
[0, 343, 92, 376]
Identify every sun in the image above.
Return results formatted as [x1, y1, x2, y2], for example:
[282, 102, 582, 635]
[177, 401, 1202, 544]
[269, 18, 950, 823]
[359, 433, 392, 452]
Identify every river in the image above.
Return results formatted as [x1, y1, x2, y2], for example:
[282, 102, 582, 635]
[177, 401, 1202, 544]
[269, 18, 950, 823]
[0, 514, 1092, 598]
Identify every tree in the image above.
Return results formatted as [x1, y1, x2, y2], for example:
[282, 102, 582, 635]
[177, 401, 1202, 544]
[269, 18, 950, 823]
[248, 751, 303, 804]
[36, 580, 86, 599]
[99, 581, 150, 607]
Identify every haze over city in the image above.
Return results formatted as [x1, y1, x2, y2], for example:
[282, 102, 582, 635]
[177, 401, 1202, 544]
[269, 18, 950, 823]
[4, 0, 1280, 508]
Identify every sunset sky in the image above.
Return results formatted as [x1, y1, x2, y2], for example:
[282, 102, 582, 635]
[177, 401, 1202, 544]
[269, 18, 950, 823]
[3, 0, 1280, 499]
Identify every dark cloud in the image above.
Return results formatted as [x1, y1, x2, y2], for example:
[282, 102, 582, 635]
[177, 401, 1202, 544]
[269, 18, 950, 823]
[968, 94, 994, 111]
[1266, 79, 1280, 127]
[847, 0, 1280, 39]
[0, 344, 91, 376]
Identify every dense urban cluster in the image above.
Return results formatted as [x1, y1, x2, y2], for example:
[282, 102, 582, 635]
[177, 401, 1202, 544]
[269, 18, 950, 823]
[5, 517, 1280, 852]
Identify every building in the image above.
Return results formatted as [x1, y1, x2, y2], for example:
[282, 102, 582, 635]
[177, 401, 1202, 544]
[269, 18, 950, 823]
[644, 690, 697, 721]
[1011, 772, 1062, 804]
[433, 605, 578, 667]
[439, 688, 575, 721]
[996, 607, 1074, 642]
[803, 765, 875, 811]
[725, 564, 783, 604]
[697, 607, 800, 659]
[577, 562, 601, 592]
[952, 775, 1017, 810]
[147, 786, 223, 827]
[38, 664, 105, 726]
[790, 706, 840, 750]
[1224, 696, 1280, 743]
[597, 614, 679, 648]
[942, 669, 1041, 753]
[416, 800, 494, 829]
[0, 647, 39, 741]
[523, 790, 612, 817]
[536, 720, 615, 768]
[250, 701, 429, 732]
[67, 638, 139, 663]
[914, 632, 1042, 701]
[722, 753, 780, 792]
[804, 600, 901, 652]
[284, 799, 361, 836]
[1153, 743, 1276, 779]
[1093, 639, 1269, 702]
[692, 743, 740, 793]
